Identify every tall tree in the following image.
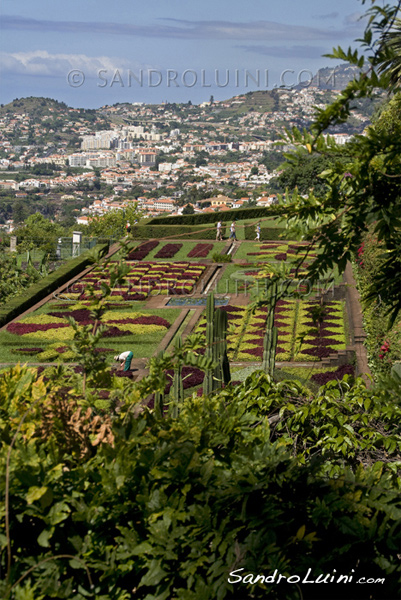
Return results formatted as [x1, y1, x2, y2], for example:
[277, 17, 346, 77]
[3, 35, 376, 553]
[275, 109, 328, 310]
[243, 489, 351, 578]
[278, 0, 401, 325]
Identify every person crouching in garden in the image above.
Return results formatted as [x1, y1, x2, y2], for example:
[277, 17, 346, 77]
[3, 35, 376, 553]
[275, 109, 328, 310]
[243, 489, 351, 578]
[114, 350, 134, 372]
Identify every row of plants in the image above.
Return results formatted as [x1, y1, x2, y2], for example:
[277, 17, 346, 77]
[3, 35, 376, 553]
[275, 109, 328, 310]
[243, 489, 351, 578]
[148, 204, 286, 225]
[354, 232, 401, 379]
[127, 240, 159, 260]
[187, 243, 214, 258]
[4, 309, 176, 361]
[73, 261, 207, 299]
[194, 300, 347, 363]
[0, 244, 109, 327]
[154, 243, 182, 259]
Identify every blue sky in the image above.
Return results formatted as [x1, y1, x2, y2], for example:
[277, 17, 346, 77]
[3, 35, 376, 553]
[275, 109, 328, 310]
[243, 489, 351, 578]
[0, 0, 367, 107]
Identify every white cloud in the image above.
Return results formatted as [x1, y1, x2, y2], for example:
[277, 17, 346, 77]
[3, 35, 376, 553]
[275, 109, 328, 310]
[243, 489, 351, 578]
[0, 50, 146, 78]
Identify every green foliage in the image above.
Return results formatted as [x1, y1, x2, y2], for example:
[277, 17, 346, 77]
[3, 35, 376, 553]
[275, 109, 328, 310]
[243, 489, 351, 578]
[148, 205, 285, 226]
[212, 252, 232, 263]
[353, 231, 401, 378]
[82, 205, 141, 238]
[1, 370, 401, 599]
[14, 213, 64, 255]
[0, 253, 47, 306]
[130, 224, 217, 240]
[244, 224, 283, 240]
[273, 153, 349, 196]
[182, 203, 195, 215]
[262, 282, 279, 377]
[0, 244, 108, 327]
[276, 1, 401, 326]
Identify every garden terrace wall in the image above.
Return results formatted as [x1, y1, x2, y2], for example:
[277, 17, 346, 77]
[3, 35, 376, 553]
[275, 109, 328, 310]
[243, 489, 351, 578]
[147, 205, 286, 225]
[0, 243, 108, 328]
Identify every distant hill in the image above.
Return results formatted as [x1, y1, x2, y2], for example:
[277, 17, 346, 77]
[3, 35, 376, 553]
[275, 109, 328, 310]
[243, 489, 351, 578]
[298, 63, 361, 91]
[0, 97, 107, 123]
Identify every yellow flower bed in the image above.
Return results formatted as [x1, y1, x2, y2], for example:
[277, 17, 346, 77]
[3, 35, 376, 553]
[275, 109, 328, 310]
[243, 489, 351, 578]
[19, 314, 66, 325]
[116, 323, 167, 335]
[24, 327, 76, 341]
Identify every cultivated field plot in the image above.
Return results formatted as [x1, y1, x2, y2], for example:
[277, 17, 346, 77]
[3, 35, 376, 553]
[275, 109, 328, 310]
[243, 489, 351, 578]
[127, 241, 226, 261]
[72, 261, 208, 300]
[195, 300, 347, 362]
[0, 305, 182, 363]
[233, 241, 317, 263]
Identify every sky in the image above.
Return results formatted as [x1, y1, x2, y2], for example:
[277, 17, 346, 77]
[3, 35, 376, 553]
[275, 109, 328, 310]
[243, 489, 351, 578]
[0, 0, 369, 108]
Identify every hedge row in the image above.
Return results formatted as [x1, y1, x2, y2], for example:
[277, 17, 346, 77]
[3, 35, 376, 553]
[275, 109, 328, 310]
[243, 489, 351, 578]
[130, 225, 218, 240]
[244, 223, 284, 241]
[147, 205, 286, 226]
[0, 244, 108, 327]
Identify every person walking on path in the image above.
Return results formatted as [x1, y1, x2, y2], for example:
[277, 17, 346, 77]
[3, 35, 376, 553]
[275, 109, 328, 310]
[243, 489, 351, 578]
[229, 220, 237, 241]
[216, 220, 223, 241]
[114, 350, 134, 372]
[255, 223, 261, 242]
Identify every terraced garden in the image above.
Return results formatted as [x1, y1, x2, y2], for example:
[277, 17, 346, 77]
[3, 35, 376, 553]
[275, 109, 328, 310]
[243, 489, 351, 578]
[0, 237, 353, 388]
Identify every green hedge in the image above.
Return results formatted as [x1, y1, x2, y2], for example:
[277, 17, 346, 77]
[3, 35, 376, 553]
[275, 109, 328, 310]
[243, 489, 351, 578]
[244, 223, 285, 241]
[130, 225, 218, 240]
[0, 243, 108, 327]
[147, 205, 286, 226]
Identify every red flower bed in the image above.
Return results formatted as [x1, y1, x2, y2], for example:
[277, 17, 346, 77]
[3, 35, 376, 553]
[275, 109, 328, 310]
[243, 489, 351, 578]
[154, 243, 183, 259]
[311, 364, 354, 385]
[7, 322, 69, 335]
[300, 347, 334, 358]
[102, 327, 131, 338]
[219, 305, 244, 313]
[239, 346, 263, 358]
[49, 309, 92, 321]
[132, 315, 171, 328]
[274, 253, 287, 261]
[188, 243, 214, 258]
[108, 316, 171, 328]
[127, 240, 159, 260]
[164, 366, 205, 393]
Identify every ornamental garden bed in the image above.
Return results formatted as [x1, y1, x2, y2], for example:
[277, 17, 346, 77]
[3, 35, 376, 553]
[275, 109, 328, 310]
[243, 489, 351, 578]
[233, 241, 318, 263]
[193, 300, 348, 363]
[70, 261, 208, 300]
[0, 307, 182, 363]
[142, 241, 226, 262]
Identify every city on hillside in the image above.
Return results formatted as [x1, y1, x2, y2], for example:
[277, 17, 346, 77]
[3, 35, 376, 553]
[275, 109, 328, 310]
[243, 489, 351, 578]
[0, 64, 381, 234]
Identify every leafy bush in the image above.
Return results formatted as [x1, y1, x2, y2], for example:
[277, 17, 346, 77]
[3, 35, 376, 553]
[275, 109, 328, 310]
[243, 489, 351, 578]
[212, 252, 232, 263]
[0, 244, 108, 327]
[1, 369, 401, 599]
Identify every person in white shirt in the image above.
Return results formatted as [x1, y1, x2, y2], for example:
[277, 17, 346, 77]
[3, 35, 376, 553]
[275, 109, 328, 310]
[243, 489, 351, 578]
[114, 351, 133, 372]
[216, 221, 223, 241]
[229, 221, 237, 241]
